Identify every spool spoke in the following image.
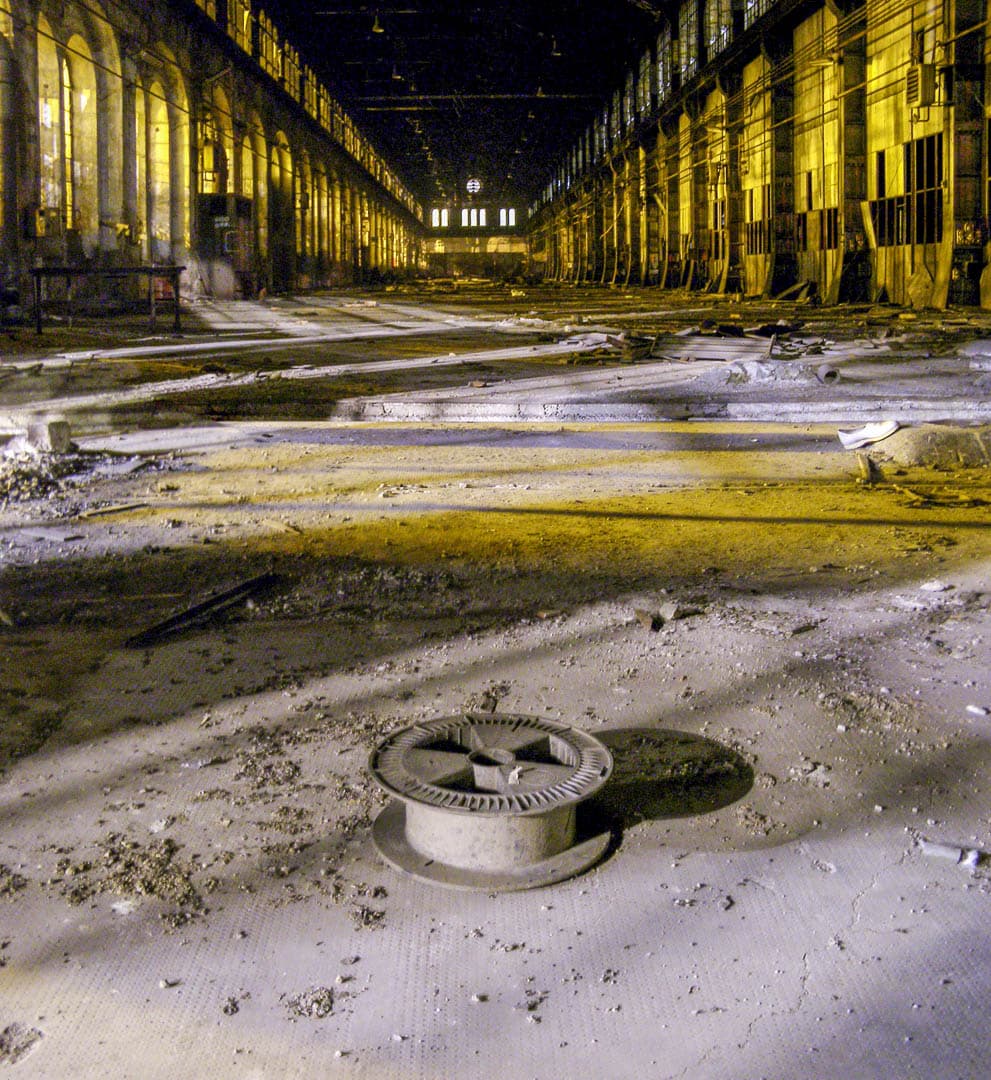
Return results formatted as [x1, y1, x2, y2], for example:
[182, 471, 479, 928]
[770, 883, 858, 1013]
[403, 748, 473, 786]
[470, 726, 552, 758]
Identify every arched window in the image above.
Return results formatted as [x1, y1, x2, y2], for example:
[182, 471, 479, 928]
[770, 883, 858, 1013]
[61, 59, 74, 229]
[228, 0, 252, 53]
[60, 34, 99, 246]
[147, 83, 171, 255]
[38, 17, 62, 227]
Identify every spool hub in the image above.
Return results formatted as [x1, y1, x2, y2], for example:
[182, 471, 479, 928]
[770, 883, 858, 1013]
[368, 714, 613, 891]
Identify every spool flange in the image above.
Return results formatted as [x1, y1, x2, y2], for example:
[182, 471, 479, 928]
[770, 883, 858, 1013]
[368, 713, 613, 891]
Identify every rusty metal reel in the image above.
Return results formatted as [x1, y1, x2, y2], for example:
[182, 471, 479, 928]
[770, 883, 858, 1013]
[368, 713, 613, 891]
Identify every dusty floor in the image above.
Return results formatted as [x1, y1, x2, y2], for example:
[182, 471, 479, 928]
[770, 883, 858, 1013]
[1, 285, 990, 1078]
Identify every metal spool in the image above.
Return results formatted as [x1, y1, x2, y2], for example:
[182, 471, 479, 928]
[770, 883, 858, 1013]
[368, 713, 613, 891]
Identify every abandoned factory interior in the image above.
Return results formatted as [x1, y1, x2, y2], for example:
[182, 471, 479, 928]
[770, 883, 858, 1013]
[1, 0, 991, 1077]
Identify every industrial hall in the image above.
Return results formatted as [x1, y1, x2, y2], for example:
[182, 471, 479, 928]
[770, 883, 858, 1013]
[0, 1, 990, 1078]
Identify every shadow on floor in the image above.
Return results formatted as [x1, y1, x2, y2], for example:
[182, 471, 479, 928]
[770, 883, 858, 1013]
[591, 727, 753, 828]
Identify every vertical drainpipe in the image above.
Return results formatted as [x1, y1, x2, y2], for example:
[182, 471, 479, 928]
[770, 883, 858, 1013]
[835, 0, 869, 303]
[764, 33, 797, 297]
[662, 119, 679, 289]
[578, 192, 587, 283]
[0, 39, 19, 282]
[345, 183, 354, 279]
[654, 190, 667, 287]
[96, 51, 124, 258]
[950, 0, 985, 306]
[638, 141, 649, 286]
[331, 174, 340, 273]
[721, 71, 744, 295]
[172, 94, 190, 270]
[609, 156, 620, 285]
[575, 193, 584, 282]
[574, 196, 582, 282]
[688, 95, 708, 291]
[623, 151, 634, 286]
[653, 130, 666, 288]
[120, 56, 138, 262]
[554, 203, 561, 281]
[598, 167, 609, 284]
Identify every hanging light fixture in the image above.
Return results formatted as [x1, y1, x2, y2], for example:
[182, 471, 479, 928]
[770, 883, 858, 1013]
[371, 13, 384, 33]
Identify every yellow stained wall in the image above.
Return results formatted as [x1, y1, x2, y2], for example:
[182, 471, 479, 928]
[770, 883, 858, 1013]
[866, 0, 948, 305]
[703, 87, 728, 284]
[741, 54, 772, 296]
[678, 112, 693, 266]
[793, 8, 842, 298]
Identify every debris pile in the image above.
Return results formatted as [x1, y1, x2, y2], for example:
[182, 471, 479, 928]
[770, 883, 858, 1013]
[0, 450, 74, 504]
[52, 834, 201, 916]
[0, 1023, 44, 1066]
[283, 986, 335, 1019]
[873, 423, 991, 469]
[0, 864, 27, 897]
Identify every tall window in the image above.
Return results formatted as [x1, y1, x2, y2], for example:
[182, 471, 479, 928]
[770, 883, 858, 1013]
[319, 86, 332, 130]
[258, 13, 280, 79]
[638, 51, 653, 117]
[624, 73, 636, 130]
[61, 60, 74, 230]
[704, 0, 732, 58]
[303, 66, 318, 117]
[38, 69, 61, 218]
[679, 3, 699, 81]
[283, 43, 301, 100]
[744, 0, 774, 30]
[658, 27, 672, 100]
[228, 0, 251, 53]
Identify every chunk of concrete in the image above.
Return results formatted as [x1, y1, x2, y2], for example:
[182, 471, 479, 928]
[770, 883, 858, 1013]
[27, 419, 73, 454]
[4, 419, 74, 456]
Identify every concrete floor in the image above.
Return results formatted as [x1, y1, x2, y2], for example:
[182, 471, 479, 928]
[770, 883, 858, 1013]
[1, 286, 990, 1077]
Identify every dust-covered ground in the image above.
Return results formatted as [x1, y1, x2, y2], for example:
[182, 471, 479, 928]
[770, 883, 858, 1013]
[1, 287, 990, 1078]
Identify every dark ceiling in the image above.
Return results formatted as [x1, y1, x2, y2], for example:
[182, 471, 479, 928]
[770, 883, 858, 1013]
[263, 1, 667, 208]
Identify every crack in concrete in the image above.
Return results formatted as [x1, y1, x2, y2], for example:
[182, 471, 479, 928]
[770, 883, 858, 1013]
[849, 852, 909, 936]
